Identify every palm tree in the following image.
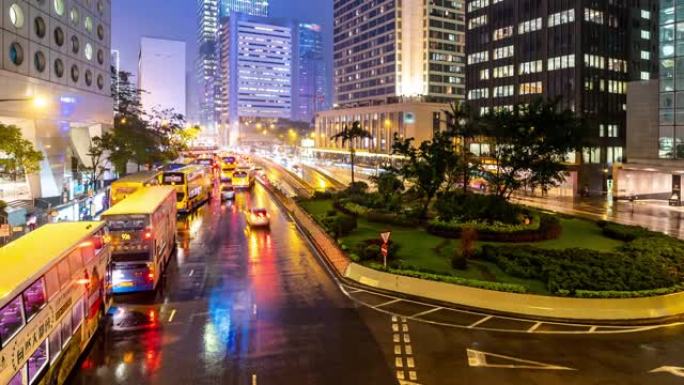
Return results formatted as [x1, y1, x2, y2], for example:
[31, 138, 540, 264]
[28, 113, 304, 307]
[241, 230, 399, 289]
[330, 121, 372, 184]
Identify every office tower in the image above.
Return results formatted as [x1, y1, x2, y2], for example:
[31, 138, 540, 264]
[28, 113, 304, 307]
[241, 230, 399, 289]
[333, 0, 466, 107]
[197, 0, 220, 135]
[294, 23, 329, 123]
[465, 0, 658, 192]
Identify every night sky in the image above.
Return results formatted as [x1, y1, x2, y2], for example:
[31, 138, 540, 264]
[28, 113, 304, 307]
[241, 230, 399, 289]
[112, 0, 333, 79]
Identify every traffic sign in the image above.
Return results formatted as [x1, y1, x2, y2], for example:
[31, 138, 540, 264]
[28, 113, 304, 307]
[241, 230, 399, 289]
[381, 243, 389, 257]
[380, 231, 391, 244]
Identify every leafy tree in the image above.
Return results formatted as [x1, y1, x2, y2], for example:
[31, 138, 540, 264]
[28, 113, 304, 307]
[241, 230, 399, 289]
[481, 98, 588, 199]
[370, 170, 404, 205]
[0, 124, 44, 181]
[443, 101, 482, 193]
[392, 130, 461, 218]
[330, 121, 372, 184]
[84, 133, 114, 189]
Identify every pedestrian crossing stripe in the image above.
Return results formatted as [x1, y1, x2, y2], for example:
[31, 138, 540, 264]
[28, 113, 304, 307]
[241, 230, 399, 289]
[466, 349, 575, 370]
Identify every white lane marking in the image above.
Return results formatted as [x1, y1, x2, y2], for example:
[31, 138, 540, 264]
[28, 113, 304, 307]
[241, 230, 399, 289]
[589, 325, 598, 333]
[527, 322, 542, 333]
[650, 366, 684, 377]
[252, 374, 257, 385]
[374, 298, 401, 308]
[188, 269, 194, 277]
[168, 309, 177, 323]
[468, 315, 493, 328]
[466, 349, 576, 370]
[410, 307, 442, 318]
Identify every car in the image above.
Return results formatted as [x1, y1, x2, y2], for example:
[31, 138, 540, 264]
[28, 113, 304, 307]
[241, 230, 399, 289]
[221, 185, 235, 201]
[246, 208, 270, 227]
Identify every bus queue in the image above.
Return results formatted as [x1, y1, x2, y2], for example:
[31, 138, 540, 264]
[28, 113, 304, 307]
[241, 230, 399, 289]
[0, 152, 256, 385]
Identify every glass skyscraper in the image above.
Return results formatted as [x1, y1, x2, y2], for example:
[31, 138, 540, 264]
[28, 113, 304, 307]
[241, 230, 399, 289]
[294, 23, 329, 122]
[220, 0, 269, 17]
[659, 1, 683, 159]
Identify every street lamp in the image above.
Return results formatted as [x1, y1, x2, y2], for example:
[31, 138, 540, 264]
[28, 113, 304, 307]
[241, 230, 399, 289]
[0, 96, 49, 109]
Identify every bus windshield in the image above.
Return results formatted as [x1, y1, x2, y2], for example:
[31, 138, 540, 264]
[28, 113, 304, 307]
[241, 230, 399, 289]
[162, 173, 185, 185]
[108, 217, 147, 231]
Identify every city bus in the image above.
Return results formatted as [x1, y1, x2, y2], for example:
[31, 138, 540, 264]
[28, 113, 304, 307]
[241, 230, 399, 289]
[0, 222, 111, 385]
[100, 186, 177, 294]
[232, 167, 254, 190]
[219, 156, 237, 184]
[161, 165, 213, 213]
[109, 170, 161, 206]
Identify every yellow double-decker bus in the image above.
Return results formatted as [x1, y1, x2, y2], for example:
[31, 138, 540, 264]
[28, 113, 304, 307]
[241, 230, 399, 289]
[109, 170, 161, 206]
[101, 186, 177, 294]
[0, 222, 111, 385]
[161, 165, 212, 213]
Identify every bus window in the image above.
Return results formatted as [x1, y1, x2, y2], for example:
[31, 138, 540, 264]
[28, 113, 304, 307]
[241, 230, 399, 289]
[27, 339, 48, 384]
[44, 267, 60, 300]
[8, 370, 22, 385]
[68, 250, 84, 274]
[58, 259, 71, 288]
[72, 298, 84, 332]
[0, 296, 25, 346]
[60, 316, 72, 348]
[109, 219, 145, 231]
[48, 329, 61, 363]
[22, 278, 47, 321]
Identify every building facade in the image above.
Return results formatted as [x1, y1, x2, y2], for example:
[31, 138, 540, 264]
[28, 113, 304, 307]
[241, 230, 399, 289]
[219, 13, 293, 145]
[333, 0, 466, 107]
[220, 0, 269, 17]
[465, 0, 658, 192]
[0, 0, 113, 201]
[196, 0, 220, 139]
[138, 37, 186, 116]
[315, 101, 448, 155]
[293, 23, 329, 123]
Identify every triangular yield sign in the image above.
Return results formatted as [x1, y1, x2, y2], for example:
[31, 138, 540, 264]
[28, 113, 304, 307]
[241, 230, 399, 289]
[466, 349, 575, 370]
[380, 231, 391, 243]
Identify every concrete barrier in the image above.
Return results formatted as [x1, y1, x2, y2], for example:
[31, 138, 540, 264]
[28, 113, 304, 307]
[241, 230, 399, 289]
[344, 263, 684, 321]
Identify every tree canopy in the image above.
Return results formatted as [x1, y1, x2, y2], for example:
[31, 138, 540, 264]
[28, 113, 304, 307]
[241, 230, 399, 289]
[0, 124, 44, 181]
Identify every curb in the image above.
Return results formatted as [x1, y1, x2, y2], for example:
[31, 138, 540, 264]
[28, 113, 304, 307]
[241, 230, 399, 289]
[259, 178, 684, 324]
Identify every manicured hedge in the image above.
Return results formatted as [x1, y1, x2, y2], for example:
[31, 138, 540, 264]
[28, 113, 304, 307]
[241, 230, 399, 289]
[478, 244, 681, 295]
[599, 221, 655, 241]
[365, 262, 527, 293]
[426, 214, 561, 242]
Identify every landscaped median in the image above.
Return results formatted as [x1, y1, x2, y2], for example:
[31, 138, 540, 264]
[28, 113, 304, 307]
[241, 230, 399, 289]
[263, 180, 684, 321]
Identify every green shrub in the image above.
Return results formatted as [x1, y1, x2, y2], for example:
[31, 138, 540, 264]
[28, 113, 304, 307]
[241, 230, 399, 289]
[434, 192, 524, 224]
[326, 209, 337, 217]
[601, 222, 655, 241]
[312, 191, 334, 200]
[427, 213, 561, 242]
[451, 252, 468, 270]
[321, 214, 357, 238]
[352, 239, 400, 262]
[477, 244, 681, 294]
[335, 199, 421, 227]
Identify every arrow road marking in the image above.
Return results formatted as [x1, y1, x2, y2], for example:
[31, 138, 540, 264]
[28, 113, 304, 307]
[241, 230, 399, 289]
[650, 366, 684, 377]
[466, 349, 576, 370]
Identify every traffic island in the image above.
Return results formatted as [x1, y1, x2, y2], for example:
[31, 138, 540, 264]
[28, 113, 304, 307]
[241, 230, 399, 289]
[262, 180, 684, 322]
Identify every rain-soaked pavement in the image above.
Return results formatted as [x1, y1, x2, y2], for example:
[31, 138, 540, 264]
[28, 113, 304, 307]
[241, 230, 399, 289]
[66, 181, 684, 385]
[68, 183, 397, 385]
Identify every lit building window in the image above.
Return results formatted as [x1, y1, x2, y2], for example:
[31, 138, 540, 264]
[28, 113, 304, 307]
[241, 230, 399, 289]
[492, 26, 513, 41]
[493, 45, 513, 60]
[548, 54, 575, 70]
[518, 18, 542, 34]
[584, 8, 604, 24]
[519, 60, 543, 74]
[548, 9, 574, 27]
[519, 81, 543, 95]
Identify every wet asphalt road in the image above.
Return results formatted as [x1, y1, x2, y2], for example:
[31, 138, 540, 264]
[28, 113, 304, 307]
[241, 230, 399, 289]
[65, 181, 684, 385]
[68, 184, 397, 385]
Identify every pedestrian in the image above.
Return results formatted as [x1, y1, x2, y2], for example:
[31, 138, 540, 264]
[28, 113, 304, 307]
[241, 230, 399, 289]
[27, 215, 37, 231]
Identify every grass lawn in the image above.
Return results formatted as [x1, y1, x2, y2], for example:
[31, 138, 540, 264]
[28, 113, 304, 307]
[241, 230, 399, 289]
[299, 199, 623, 294]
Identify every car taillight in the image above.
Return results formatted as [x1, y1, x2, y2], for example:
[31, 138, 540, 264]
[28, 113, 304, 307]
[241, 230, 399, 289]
[144, 229, 153, 240]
